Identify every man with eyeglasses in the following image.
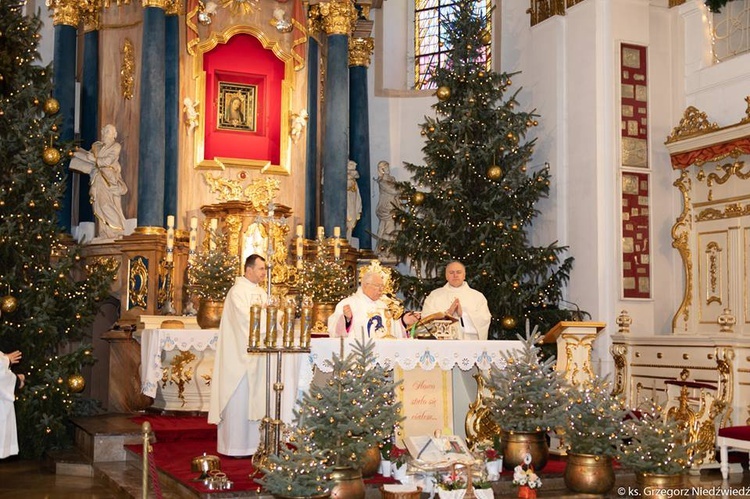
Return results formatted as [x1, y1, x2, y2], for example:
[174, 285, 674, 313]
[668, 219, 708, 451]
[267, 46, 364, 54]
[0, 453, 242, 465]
[421, 261, 491, 341]
[328, 268, 420, 338]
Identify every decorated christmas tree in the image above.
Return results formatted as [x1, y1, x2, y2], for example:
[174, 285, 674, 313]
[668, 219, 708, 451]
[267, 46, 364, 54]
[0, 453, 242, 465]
[383, 0, 579, 340]
[0, 1, 115, 457]
[187, 228, 238, 301]
[295, 338, 402, 469]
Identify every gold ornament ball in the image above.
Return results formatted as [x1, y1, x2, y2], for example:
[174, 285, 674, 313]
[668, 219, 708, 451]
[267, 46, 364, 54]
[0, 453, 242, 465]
[43, 147, 61, 165]
[67, 374, 86, 393]
[481, 30, 492, 45]
[1, 295, 18, 314]
[44, 97, 60, 115]
[412, 192, 425, 205]
[436, 86, 451, 101]
[487, 165, 503, 180]
[501, 315, 517, 330]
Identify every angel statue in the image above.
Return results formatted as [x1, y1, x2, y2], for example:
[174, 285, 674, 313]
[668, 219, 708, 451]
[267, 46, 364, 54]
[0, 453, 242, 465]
[183, 97, 200, 134]
[290, 109, 308, 143]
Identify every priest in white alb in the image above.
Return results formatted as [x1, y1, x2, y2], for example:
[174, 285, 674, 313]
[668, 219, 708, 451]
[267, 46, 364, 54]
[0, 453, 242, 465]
[421, 261, 492, 341]
[208, 254, 267, 457]
[328, 261, 420, 339]
[1, 350, 23, 459]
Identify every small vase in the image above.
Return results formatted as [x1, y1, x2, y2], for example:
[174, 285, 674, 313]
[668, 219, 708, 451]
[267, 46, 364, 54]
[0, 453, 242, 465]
[517, 485, 537, 499]
[197, 299, 223, 329]
[392, 462, 408, 481]
[437, 490, 466, 499]
[379, 459, 392, 477]
[485, 459, 502, 480]
[474, 490, 494, 499]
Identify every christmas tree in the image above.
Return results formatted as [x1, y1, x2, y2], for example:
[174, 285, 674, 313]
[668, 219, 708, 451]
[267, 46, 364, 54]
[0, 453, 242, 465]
[384, 0, 578, 340]
[295, 338, 402, 469]
[187, 228, 238, 301]
[0, 2, 115, 457]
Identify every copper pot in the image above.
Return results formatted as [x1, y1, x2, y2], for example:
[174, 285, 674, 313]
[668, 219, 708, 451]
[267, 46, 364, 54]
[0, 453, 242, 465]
[563, 453, 615, 494]
[635, 471, 685, 499]
[360, 445, 381, 478]
[500, 429, 548, 471]
[191, 453, 221, 480]
[197, 300, 223, 329]
[330, 466, 365, 499]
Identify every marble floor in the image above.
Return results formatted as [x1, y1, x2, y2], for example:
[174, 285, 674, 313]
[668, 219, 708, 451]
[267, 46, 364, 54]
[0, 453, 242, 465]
[2, 456, 750, 499]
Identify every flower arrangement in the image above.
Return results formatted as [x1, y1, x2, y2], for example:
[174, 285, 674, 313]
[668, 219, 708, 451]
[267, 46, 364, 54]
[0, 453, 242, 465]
[513, 454, 542, 497]
[435, 466, 493, 499]
[187, 228, 238, 301]
[390, 445, 409, 467]
[479, 435, 502, 462]
[296, 235, 354, 303]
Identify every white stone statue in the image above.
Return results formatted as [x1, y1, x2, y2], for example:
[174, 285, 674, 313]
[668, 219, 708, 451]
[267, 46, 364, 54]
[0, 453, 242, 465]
[183, 97, 200, 135]
[70, 124, 128, 240]
[271, 7, 292, 33]
[375, 160, 399, 257]
[346, 159, 362, 240]
[290, 109, 308, 143]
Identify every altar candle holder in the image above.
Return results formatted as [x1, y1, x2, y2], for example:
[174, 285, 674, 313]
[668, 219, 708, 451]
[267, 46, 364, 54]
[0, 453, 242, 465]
[300, 296, 313, 349]
[295, 224, 304, 270]
[282, 301, 295, 349]
[188, 216, 198, 264]
[249, 303, 262, 348]
[265, 298, 279, 348]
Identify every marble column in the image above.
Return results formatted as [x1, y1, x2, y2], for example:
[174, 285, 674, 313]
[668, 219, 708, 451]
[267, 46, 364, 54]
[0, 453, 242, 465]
[79, 12, 100, 224]
[136, 1, 167, 230]
[50, 1, 79, 232]
[305, 37, 320, 239]
[320, 0, 356, 236]
[348, 37, 374, 250]
[164, 9, 179, 223]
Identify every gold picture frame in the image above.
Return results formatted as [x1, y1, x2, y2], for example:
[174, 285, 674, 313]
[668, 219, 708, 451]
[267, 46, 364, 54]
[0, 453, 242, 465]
[217, 82, 257, 131]
[191, 26, 294, 174]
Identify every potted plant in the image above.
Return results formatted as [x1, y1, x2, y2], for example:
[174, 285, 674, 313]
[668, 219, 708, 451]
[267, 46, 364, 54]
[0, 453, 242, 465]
[434, 464, 493, 499]
[617, 400, 693, 497]
[257, 430, 334, 499]
[563, 375, 629, 494]
[295, 338, 403, 498]
[389, 444, 409, 481]
[187, 228, 238, 328]
[476, 435, 503, 480]
[484, 323, 568, 470]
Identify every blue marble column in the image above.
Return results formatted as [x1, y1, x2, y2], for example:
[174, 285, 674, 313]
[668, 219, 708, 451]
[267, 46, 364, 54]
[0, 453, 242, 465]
[348, 37, 374, 250]
[51, 19, 78, 233]
[320, 1, 355, 237]
[78, 28, 99, 224]
[136, 6, 167, 229]
[305, 37, 319, 239]
[164, 13, 179, 223]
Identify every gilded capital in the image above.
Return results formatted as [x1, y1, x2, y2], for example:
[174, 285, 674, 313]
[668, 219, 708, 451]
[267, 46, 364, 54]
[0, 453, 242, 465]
[348, 37, 373, 67]
[142, 0, 167, 9]
[319, 0, 357, 36]
[80, 0, 102, 32]
[165, 0, 181, 15]
[47, 0, 81, 27]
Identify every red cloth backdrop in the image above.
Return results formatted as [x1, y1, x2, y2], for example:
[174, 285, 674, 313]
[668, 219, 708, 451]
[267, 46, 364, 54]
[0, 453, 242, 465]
[204, 33, 284, 165]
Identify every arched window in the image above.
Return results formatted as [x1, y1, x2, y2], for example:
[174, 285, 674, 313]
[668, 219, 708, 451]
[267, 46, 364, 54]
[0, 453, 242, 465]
[414, 0, 491, 89]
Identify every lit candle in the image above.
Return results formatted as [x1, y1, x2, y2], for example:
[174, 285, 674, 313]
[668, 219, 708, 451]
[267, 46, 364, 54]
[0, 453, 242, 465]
[166, 215, 175, 262]
[316, 226, 324, 241]
[189, 217, 198, 262]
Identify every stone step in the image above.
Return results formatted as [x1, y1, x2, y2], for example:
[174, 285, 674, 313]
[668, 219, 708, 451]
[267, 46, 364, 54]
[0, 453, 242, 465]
[72, 413, 144, 463]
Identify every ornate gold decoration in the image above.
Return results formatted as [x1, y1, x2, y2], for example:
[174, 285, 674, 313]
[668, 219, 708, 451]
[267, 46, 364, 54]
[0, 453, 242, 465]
[161, 350, 196, 407]
[707, 160, 750, 187]
[142, 0, 167, 8]
[348, 37, 374, 67]
[358, 260, 394, 294]
[671, 171, 693, 333]
[616, 310, 632, 333]
[528, 0, 567, 27]
[697, 203, 750, 222]
[79, 0, 102, 31]
[164, 0, 180, 15]
[465, 372, 501, 449]
[128, 256, 148, 309]
[666, 106, 720, 144]
[121, 39, 135, 100]
[562, 334, 596, 387]
[224, 214, 243, 267]
[742, 96, 750, 124]
[46, 0, 81, 26]
[219, 0, 259, 17]
[718, 307, 736, 333]
[705, 242, 722, 305]
[202, 174, 280, 208]
[307, 4, 323, 35]
[102, 0, 132, 7]
[610, 343, 628, 396]
[89, 256, 121, 282]
[192, 25, 294, 174]
[318, 0, 357, 36]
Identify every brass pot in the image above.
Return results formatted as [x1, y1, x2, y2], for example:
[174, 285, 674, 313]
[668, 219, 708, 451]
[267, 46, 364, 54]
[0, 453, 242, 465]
[500, 429, 548, 471]
[360, 445, 381, 478]
[312, 302, 335, 328]
[197, 299, 223, 329]
[329, 466, 365, 499]
[563, 453, 615, 494]
[273, 493, 331, 499]
[635, 471, 684, 498]
[191, 453, 221, 480]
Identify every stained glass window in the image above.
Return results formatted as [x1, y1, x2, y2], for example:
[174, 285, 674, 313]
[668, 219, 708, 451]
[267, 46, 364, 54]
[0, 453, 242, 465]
[414, 0, 491, 89]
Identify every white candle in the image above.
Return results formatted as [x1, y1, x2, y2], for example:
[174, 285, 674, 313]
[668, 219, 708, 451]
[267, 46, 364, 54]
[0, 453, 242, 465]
[166, 215, 175, 262]
[210, 218, 218, 231]
[167, 215, 175, 229]
[317, 226, 324, 240]
[209, 218, 218, 251]
[296, 228, 304, 269]
[333, 226, 341, 238]
[334, 237, 341, 259]
[296, 224, 303, 237]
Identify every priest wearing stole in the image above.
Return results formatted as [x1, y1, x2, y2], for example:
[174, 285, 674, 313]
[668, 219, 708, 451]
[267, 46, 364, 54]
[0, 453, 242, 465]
[328, 262, 420, 338]
[421, 261, 492, 341]
[208, 254, 267, 457]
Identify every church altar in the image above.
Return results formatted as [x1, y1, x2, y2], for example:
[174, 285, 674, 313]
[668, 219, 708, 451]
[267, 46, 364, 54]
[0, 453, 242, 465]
[137, 328, 522, 436]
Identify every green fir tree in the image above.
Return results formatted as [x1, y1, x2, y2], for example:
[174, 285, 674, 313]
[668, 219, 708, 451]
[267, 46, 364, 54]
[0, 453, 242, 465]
[0, 1, 115, 457]
[486, 324, 568, 432]
[187, 228, 238, 301]
[384, 0, 580, 340]
[295, 338, 402, 469]
[565, 376, 629, 456]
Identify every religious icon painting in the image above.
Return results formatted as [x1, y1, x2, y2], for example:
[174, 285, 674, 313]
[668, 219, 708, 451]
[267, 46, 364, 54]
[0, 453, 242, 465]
[217, 81, 257, 131]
